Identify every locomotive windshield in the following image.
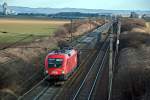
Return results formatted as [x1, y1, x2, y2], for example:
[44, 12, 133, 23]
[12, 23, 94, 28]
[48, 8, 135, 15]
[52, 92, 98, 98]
[48, 58, 63, 68]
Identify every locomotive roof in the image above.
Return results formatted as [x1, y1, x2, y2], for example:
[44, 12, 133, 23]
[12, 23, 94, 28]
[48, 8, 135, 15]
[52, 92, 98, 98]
[49, 48, 74, 55]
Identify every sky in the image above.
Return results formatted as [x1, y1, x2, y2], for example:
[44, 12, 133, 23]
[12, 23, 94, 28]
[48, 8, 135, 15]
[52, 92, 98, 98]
[0, 0, 150, 10]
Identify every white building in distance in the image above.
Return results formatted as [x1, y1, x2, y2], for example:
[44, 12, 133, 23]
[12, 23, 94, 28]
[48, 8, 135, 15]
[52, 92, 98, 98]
[2, 2, 8, 15]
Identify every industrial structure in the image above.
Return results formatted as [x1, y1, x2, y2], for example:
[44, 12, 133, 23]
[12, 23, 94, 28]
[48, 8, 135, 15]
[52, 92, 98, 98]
[2, 2, 8, 15]
[130, 12, 139, 18]
[2, 2, 17, 15]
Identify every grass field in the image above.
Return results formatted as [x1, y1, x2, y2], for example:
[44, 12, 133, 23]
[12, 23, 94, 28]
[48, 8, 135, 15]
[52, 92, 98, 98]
[0, 18, 69, 44]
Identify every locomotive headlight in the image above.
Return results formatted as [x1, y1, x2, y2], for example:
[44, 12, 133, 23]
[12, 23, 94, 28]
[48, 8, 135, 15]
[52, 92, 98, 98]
[45, 70, 48, 74]
[62, 70, 65, 74]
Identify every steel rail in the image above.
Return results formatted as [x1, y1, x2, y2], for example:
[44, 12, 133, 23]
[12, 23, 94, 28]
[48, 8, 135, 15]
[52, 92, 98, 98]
[88, 45, 109, 100]
[32, 48, 96, 100]
[18, 75, 49, 100]
[19, 46, 95, 100]
[29, 36, 109, 100]
[18, 22, 112, 100]
[33, 85, 51, 100]
[72, 37, 109, 100]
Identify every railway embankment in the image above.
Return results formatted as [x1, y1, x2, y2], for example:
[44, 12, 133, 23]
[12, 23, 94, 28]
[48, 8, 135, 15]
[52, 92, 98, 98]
[112, 18, 150, 100]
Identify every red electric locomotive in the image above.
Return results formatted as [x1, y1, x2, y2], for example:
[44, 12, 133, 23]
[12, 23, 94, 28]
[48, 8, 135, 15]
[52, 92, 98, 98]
[44, 48, 78, 81]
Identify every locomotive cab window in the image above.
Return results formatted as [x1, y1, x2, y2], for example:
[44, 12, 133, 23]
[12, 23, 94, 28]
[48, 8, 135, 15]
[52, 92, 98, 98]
[48, 58, 63, 68]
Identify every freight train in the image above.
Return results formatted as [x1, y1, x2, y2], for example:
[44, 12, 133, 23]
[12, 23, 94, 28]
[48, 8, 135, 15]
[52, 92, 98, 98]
[44, 22, 111, 81]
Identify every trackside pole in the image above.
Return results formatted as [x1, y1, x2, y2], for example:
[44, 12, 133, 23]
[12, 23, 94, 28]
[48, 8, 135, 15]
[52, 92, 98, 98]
[108, 31, 113, 100]
[108, 19, 121, 100]
[116, 20, 121, 54]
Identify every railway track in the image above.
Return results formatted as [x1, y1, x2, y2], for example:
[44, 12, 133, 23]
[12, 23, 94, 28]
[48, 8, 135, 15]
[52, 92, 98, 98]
[18, 49, 98, 100]
[18, 37, 99, 100]
[54, 35, 109, 100]
[18, 22, 112, 100]
[30, 40, 108, 100]
[72, 37, 109, 100]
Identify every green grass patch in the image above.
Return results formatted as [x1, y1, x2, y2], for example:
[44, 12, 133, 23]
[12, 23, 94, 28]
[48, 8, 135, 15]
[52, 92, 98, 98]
[0, 19, 64, 44]
[0, 24, 57, 35]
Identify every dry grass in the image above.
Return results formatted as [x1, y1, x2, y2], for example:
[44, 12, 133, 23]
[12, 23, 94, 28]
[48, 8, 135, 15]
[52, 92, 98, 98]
[119, 32, 150, 49]
[121, 18, 146, 32]
[112, 48, 149, 100]
[145, 22, 150, 34]
[112, 18, 150, 100]
[131, 22, 150, 33]
[54, 20, 104, 39]
[0, 18, 69, 25]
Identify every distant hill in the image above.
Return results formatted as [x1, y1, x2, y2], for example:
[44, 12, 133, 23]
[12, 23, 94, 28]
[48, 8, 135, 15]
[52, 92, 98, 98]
[0, 5, 150, 16]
